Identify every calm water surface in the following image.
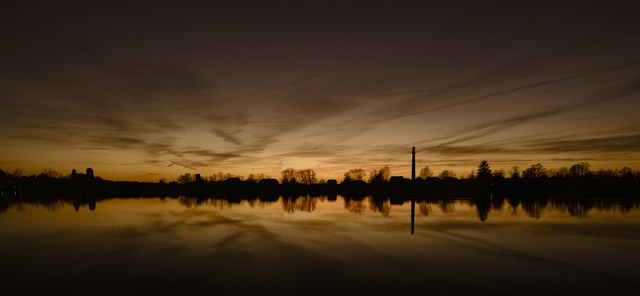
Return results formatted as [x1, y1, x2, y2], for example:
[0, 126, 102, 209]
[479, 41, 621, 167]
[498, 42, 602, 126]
[1, 196, 639, 295]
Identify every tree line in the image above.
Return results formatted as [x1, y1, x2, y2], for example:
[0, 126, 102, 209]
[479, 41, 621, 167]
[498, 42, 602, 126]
[169, 161, 639, 185]
[2, 161, 640, 198]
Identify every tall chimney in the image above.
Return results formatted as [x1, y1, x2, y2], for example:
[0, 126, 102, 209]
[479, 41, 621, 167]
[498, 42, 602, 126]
[412, 146, 415, 181]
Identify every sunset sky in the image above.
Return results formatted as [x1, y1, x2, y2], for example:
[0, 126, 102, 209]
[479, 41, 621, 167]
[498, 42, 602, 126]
[2, 1, 640, 182]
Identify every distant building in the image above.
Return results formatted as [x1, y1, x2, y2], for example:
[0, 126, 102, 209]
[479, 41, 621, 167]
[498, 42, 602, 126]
[71, 168, 95, 183]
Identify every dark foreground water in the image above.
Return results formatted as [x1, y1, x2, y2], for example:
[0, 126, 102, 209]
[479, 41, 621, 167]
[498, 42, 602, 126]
[1, 196, 639, 295]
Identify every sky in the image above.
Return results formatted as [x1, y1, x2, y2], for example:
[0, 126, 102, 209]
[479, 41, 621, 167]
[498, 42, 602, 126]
[2, 1, 640, 182]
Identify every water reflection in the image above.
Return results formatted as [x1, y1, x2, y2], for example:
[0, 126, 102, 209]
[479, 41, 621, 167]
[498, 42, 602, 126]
[281, 195, 317, 213]
[1, 195, 640, 295]
[369, 196, 391, 216]
[418, 201, 432, 216]
[344, 197, 366, 213]
[2, 194, 640, 222]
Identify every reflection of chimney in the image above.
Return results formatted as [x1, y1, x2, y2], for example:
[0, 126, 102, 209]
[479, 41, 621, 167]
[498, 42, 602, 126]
[412, 146, 415, 181]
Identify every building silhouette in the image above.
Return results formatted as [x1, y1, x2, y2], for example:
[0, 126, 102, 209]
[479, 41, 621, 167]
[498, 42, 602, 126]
[71, 168, 95, 183]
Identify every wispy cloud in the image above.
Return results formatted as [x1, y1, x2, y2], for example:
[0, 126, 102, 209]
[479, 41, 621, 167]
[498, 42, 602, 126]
[168, 160, 200, 172]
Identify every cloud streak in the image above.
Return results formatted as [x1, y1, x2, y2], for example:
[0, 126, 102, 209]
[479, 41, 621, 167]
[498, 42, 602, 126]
[2, 2, 640, 180]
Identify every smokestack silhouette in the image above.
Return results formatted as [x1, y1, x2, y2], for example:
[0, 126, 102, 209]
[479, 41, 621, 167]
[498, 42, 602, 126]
[412, 146, 415, 181]
[411, 146, 416, 235]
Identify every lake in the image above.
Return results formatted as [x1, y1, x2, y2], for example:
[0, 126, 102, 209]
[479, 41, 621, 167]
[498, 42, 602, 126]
[1, 195, 639, 295]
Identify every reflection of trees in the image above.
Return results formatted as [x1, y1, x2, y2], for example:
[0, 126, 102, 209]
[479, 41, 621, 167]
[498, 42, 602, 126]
[616, 199, 634, 213]
[38, 199, 65, 211]
[0, 198, 9, 214]
[418, 201, 432, 216]
[282, 196, 296, 213]
[294, 195, 316, 212]
[177, 196, 260, 209]
[475, 197, 491, 222]
[344, 197, 366, 213]
[504, 198, 640, 219]
[566, 201, 592, 218]
[438, 200, 455, 213]
[177, 196, 200, 208]
[210, 198, 233, 209]
[521, 199, 548, 219]
[280, 195, 317, 213]
[368, 196, 390, 216]
[507, 198, 520, 215]
[552, 199, 593, 218]
[491, 197, 504, 210]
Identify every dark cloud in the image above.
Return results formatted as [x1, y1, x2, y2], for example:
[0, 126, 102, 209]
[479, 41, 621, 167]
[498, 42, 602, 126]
[257, 69, 338, 95]
[527, 134, 640, 154]
[418, 75, 640, 147]
[211, 128, 243, 146]
[2, 1, 640, 179]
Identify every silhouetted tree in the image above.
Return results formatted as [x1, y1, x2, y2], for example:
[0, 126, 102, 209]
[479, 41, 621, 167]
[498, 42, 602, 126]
[12, 168, 23, 179]
[523, 163, 548, 178]
[553, 167, 569, 178]
[281, 168, 297, 184]
[477, 160, 492, 180]
[594, 169, 617, 178]
[492, 169, 505, 179]
[509, 166, 521, 178]
[176, 173, 195, 184]
[296, 169, 317, 185]
[438, 170, 456, 179]
[419, 166, 433, 179]
[38, 168, 63, 179]
[619, 167, 634, 177]
[0, 169, 7, 182]
[246, 173, 270, 183]
[210, 172, 239, 182]
[343, 168, 367, 182]
[569, 162, 591, 178]
[368, 165, 391, 183]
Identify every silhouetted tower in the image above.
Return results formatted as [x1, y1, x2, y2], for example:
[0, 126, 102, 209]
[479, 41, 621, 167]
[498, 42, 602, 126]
[195, 174, 202, 183]
[411, 146, 415, 181]
[71, 169, 77, 179]
[411, 146, 415, 235]
[86, 168, 94, 179]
